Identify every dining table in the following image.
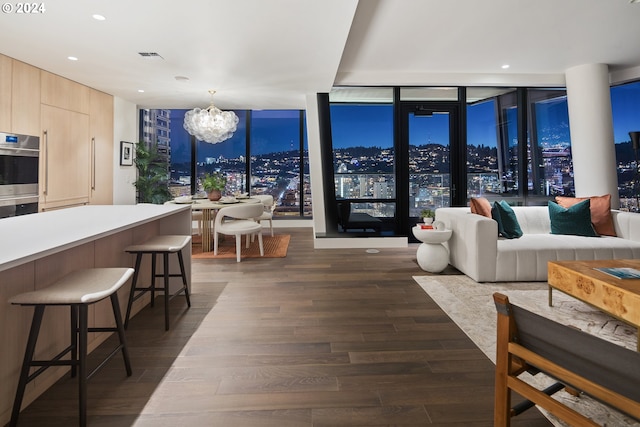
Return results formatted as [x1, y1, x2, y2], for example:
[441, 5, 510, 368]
[169, 196, 262, 252]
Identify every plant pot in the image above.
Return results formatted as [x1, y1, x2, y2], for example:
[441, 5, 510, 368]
[208, 190, 222, 201]
[423, 217, 434, 225]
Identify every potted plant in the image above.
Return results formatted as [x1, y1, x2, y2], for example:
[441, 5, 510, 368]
[420, 208, 435, 224]
[133, 141, 172, 204]
[201, 172, 227, 201]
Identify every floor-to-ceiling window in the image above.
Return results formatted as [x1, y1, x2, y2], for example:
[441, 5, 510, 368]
[527, 89, 573, 198]
[400, 87, 461, 217]
[465, 87, 573, 203]
[250, 110, 308, 216]
[466, 88, 518, 198]
[611, 80, 640, 212]
[141, 108, 309, 218]
[302, 114, 311, 217]
[324, 85, 575, 237]
[406, 109, 451, 216]
[330, 87, 395, 231]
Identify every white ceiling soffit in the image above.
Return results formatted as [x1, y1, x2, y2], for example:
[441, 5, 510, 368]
[0, 0, 639, 109]
[329, 86, 518, 104]
[329, 87, 394, 103]
[329, 86, 462, 103]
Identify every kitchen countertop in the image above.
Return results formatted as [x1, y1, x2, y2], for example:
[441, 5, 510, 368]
[0, 204, 190, 272]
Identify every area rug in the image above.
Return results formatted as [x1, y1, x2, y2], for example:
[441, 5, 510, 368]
[413, 274, 639, 427]
[191, 234, 290, 259]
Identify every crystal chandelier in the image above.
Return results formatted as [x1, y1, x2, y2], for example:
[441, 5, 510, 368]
[183, 90, 239, 144]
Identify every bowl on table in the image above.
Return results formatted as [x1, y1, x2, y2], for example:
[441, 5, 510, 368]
[219, 196, 238, 204]
[174, 196, 193, 204]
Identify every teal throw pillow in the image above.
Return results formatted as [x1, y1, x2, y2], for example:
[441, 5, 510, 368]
[491, 200, 523, 239]
[548, 199, 599, 237]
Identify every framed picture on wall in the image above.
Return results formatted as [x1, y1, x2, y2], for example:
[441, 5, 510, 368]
[120, 141, 134, 166]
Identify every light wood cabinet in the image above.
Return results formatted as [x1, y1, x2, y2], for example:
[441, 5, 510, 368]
[0, 56, 40, 136]
[89, 89, 114, 204]
[11, 60, 40, 136]
[40, 104, 90, 210]
[39, 71, 96, 210]
[3, 56, 115, 210]
[40, 70, 89, 114]
[0, 54, 10, 131]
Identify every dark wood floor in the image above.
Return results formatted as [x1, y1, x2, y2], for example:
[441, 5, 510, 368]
[10, 228, 552, 426]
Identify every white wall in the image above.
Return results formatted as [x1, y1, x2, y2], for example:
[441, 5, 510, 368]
[112, 97, 137, 205]
[305, 93, 326, 235]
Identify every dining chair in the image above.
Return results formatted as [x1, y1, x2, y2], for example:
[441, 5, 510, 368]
[253, 194, 276, 237]
[191, 210, 203, 235]
[214, 203, 265, 262]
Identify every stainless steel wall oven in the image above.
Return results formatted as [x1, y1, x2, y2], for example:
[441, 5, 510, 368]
[0, 131, 39, 218]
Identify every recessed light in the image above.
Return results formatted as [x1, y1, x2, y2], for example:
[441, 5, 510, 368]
[138, 52, 164, 59]
[501, 64, 510, 69]
[138, 89, 145, 93]
[92, 14, 106, 21]
[68, 56, 78, 61]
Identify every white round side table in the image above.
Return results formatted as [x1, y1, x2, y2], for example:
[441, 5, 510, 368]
[412, 225, 452, 273]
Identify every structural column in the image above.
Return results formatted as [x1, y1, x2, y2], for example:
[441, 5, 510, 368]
[565, 63, 619, 208]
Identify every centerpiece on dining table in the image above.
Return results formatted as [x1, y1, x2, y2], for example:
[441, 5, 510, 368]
[201, 172, 227, 201]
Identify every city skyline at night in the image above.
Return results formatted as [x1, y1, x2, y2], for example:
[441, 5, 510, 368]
[155, 82, 639, 213]
[168, 82, 640, 162]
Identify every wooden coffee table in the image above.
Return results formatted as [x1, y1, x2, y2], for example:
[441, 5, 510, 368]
[547, 259, 640, 350]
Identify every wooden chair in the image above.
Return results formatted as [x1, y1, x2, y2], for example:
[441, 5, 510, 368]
[493, 292, 640, 426]
[214, 203, 264, 262]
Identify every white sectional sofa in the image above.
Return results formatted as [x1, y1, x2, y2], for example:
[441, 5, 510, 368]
[435, 206, 640, 282]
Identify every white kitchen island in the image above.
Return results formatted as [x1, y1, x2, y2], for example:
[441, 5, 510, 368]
[0, 204, 191, 425]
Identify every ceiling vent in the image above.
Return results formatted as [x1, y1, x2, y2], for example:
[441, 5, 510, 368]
[138, 52, 164, 59]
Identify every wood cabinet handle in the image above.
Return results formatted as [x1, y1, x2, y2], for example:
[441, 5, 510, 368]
[43, 130, 48, 195]
[91, 137, 96, 190]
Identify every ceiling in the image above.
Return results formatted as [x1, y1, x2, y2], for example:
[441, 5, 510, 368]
[1, 0, 639, 110]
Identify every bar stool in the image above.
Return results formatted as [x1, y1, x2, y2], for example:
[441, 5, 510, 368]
[124, 235, 191, 331]
[8, 267, 134, 427]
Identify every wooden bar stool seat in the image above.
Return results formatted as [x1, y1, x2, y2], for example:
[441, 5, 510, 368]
[124, 235, 191, 331]
[8, 267, 134, 427]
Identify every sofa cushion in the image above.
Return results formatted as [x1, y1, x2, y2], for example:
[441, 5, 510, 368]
[512, 206, 551, 234]
[492, 200, 523, 239]
[548, 200, 599, 237]
[556, 194, 616, 237]
[470, 197, 492, 218]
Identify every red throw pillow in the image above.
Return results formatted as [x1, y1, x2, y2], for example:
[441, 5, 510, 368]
[470, 197, 492, 218]
[555, 194, 616, 236]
